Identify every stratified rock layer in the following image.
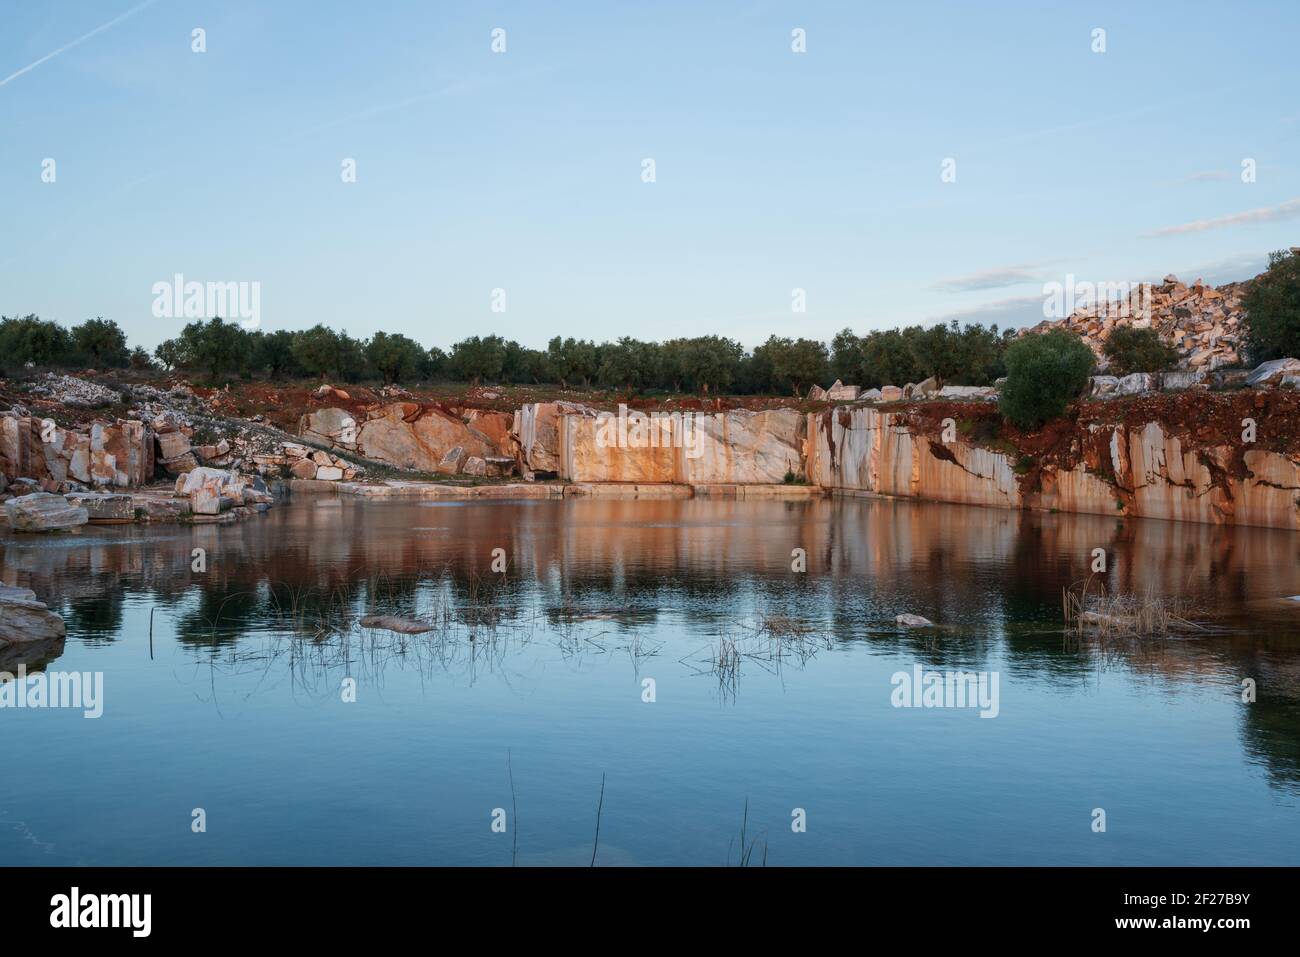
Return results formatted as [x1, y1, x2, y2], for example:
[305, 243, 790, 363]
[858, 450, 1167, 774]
[4, 493, 89, 532]
[557, 409, 806, 485]
[808, 406, 1300, 530]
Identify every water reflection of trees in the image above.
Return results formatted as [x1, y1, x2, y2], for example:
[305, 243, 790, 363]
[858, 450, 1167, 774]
[3, 495, 1299, 782]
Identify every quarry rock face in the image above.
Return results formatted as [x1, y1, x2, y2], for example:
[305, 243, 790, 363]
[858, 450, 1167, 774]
[296, 403, 510, 476]
[558, 408, 806, 485]
[562, 414, 678, 483]
[683, 409, 806, 484]
[512, 402, 594, 476]
[354, 403, 495, 474]
[807, 406, 1300, 531]
[2, 415, 153, 488]
[807, 407, 1017, 509]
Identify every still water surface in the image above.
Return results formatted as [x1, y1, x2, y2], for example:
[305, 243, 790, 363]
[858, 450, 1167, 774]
[2, 496, 1298, 865]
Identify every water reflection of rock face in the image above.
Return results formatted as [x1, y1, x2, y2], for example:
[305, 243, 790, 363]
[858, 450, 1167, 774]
[0, 636, 66, 673]
[4, 498, 1300, 628]
[3, 497, 1299, 782]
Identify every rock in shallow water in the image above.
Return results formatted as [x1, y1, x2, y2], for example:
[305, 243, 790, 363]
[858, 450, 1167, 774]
[4, 493, 88, 532]
[0, 584, 66, 643]
[895, 613, 935, 627]
[359, 615, 434, 634]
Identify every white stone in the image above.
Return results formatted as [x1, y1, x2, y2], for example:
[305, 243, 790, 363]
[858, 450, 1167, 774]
[895, 613, 935, 627]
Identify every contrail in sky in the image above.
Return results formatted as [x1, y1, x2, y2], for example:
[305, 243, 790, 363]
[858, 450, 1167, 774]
[0, 0, 161, 88]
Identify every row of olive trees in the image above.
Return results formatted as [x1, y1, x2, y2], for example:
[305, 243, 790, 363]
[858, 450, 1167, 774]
[0, 313, 1067, 398]
[0, 315, 147, 371]
[1, 313, 1021, 394]
[6, 250, 1296, 412]
[149, 322, 1024, 394]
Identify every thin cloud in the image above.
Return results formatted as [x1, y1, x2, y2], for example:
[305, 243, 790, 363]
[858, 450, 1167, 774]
[933, 265, 1042, 292]
[1150, 197, 1300, 236]
[932, 294, 1046, 330]
[1166, 252, 1268, 286]
[1183, 170, 1231, 183]
[0, 0, 162, 89]
[279, 68, 553, 144]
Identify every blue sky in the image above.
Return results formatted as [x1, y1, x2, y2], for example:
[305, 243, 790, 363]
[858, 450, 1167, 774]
[2, 0, 1298, 352]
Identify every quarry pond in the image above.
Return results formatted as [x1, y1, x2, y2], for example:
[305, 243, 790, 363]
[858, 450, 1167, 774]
[2, 495, 1299, 866]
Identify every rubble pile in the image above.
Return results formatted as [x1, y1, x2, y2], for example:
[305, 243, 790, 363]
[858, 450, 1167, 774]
[27, 374, 122, 409]
[1024, 274, 1249, 372]
[257, 442, 360, 482]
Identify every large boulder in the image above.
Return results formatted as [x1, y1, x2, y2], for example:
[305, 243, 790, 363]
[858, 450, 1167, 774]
[826, 380, 861, 401]
[935, 385, 998, 401]
[1090, 375, 1119, 396]
[1114, 372, 1156, 396]
[298, 408, 358, 450]
[4, 493, 88, 532]
[65, 492, 135, 524]
[1246, 357, 1300, 387]
[136, 497, 190, 522]
[86, 421, 152, 486]
[175, 467, 240, 496]
[160, 452, 199, 476]
[156, 430, 192, 461]
[909, 377, 938, 399]
[191, 485, 222, 515]
[1161, 370, 1209, 391]
[0, 584, 66, 643]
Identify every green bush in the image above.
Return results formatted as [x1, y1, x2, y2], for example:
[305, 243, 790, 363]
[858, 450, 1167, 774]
[71, 317, 130, 368]
[1102, 326, 1178, 375]
[0, 314, 75, 370]
[1244, 249, 1300, 364]
[999, 329, 1095, 429]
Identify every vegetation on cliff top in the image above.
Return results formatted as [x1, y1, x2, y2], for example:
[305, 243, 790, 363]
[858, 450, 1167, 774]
[1, 313, 1015, 398]
[1244, 249, 1300, 364]
[998, 329, 1096, 429]
[3, 250, 1295, 428]
[1102, 326, 1179, 376]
